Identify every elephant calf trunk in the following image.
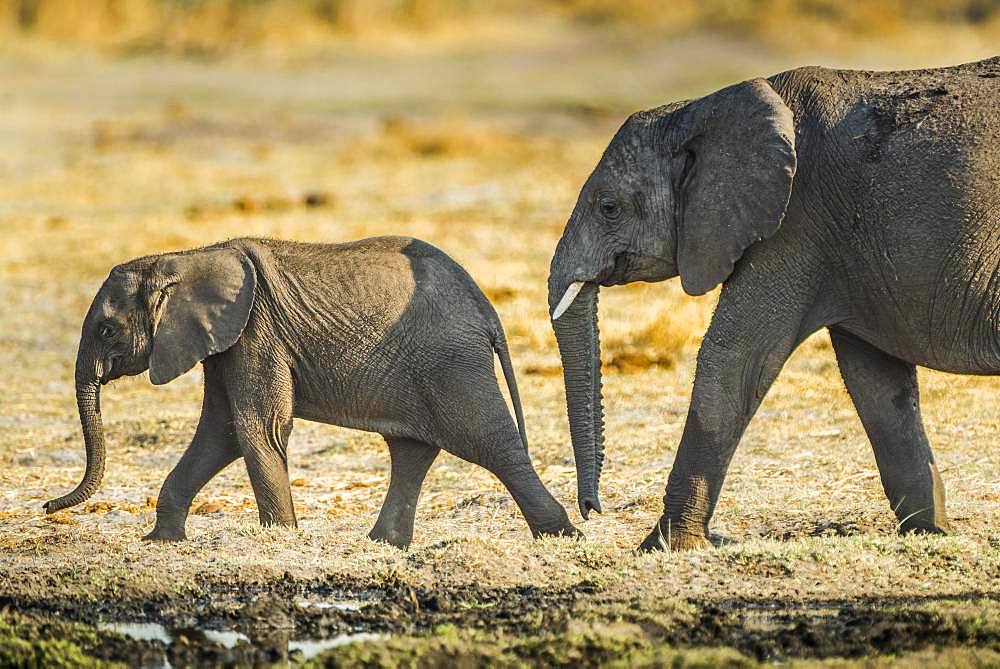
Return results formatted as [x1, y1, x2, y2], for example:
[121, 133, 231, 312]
[44, 380, 107, 513]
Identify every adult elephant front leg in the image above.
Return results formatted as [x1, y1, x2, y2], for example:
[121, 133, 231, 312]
[829, 329, 949, 534]
[145, 363, 241, 541]
[227, 360, 298, 528]
[639, 272, 822, 551]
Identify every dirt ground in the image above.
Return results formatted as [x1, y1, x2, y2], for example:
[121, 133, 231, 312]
[0, 23, 998, 667]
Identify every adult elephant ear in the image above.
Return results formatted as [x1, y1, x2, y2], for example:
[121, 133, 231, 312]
[670, 78, 797, 296]
[148, 248, 257, 385]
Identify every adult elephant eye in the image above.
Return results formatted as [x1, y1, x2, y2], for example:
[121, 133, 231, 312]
[598, 196, 621, 221]
[99, 323, 116, 340]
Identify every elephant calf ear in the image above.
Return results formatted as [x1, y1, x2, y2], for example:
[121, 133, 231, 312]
[149, 248, 257, 385]
[674, 78, 797, 296]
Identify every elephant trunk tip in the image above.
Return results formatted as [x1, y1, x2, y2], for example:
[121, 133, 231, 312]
[42, 483, 99, 514]
[578, 494, 602, 520]
[43, 498, 65, 514]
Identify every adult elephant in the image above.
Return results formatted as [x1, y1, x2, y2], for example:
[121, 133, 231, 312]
[548, 57, 999, 550]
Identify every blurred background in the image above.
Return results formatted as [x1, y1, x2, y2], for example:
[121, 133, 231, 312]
[1, 0, 999, 57]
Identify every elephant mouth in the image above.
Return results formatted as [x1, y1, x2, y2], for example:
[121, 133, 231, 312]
[608, 253, 631, 284]
[602, 252, 674, 286]
[598, 252, 636, 286]
[99, 360, 115, 385]
[100, 355, 126, 385]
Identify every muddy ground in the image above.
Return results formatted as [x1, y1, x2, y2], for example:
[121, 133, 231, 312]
[5, 574, 1000, 666]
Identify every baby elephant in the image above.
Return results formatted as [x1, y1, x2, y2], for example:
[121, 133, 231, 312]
[45, 236, 577, 547]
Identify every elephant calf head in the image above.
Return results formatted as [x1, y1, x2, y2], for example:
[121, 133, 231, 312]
[44, 247, 257, 513]
[548, 79, 797, 519]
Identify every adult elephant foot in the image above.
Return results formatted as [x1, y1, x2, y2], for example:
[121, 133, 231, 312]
[900, 523, 949, 536]
[142, 526, 187, 542]
[367, 526, 411, 550]
[637, 518, 711, 552]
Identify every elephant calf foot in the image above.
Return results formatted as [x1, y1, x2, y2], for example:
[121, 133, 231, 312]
[260, 518, 297, 529]
[527, 507, 581, 540]
[637, 518, 711, 552]
[532, 523, 583, 540]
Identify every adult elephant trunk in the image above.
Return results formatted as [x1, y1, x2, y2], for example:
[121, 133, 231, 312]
[44, 352, 106, 513]
[551, 281, 605, 519]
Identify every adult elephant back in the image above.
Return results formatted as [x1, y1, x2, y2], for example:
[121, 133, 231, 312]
[548, 57, 999, 550]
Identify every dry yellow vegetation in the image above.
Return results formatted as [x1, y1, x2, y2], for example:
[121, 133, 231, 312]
[0, 0, 999, 55]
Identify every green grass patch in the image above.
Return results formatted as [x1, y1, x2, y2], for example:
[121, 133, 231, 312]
[0, 610, 122, 669]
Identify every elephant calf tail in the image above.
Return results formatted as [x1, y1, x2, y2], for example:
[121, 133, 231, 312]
[492, 328, 529, 454]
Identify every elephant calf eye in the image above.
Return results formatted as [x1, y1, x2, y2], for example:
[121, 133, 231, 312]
[99, 323, 116, 339]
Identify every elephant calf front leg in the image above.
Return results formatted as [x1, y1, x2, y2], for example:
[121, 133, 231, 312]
[241, 436, 297, 528]
[146, 440, 240, 541]
[830, 329, 949, 534]
[369, 437, 439, 549]
[230, 368, 298, 529]
[146, 372, 240, 541]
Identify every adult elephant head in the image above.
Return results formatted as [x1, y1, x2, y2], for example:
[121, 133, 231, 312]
[548, 79, 797, 520]
[44, 249, 256, 513]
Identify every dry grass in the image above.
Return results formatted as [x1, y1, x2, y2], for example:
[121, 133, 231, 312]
[0, 20, 997, 664]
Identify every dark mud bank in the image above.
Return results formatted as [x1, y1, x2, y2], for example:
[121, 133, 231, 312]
[2, 576, 999, 666]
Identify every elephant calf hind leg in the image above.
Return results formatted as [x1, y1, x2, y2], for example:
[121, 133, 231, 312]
[830, 329, 950, 534]
[442, 423, 578, 539]
[495, 457, 579, 539]
[369, 437, 439, 549]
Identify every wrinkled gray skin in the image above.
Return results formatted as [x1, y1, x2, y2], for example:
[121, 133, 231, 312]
[549, 57, 999, 550]
[46, 236, 577, 547]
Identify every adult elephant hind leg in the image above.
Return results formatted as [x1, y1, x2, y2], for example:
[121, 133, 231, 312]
[145, 366, 241, 541]
[829, 329, 949, 534]
[369, 437, 440, 549]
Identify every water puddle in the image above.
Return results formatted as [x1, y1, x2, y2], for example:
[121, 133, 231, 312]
[100, 621, 383, 667]
[290, 635, 383, 657]
[295, 598, 365, 612]
[201, 629, 250, 647]
[102, 622, 173, 644]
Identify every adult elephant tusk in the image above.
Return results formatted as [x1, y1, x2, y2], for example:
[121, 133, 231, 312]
[551, 281, 585, 320]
